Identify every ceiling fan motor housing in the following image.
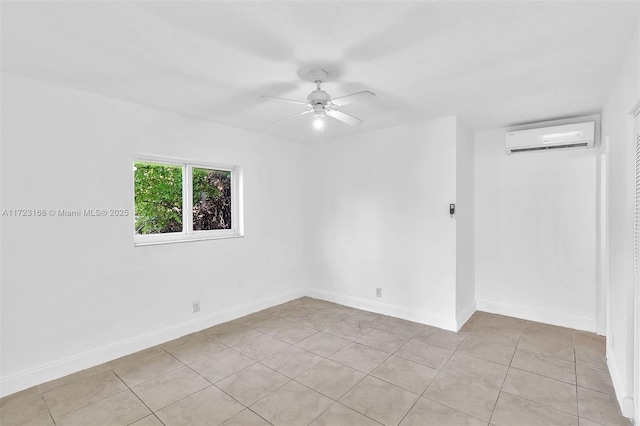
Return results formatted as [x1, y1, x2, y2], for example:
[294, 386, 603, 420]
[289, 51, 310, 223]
[307, 89, 331, 105]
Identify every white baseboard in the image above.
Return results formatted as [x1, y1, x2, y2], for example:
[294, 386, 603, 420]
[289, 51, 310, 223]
[0, 288, 305, 398]
[607, 353, 634, 419]
[456, 300, 476, 331]
[476, 299, 597, 332]
[306, 288, 457, 331]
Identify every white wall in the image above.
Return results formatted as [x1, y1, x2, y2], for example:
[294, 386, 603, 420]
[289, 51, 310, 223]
[601, 27, 639, 418]
[455, 120, 475, 326]
[306, 116, 459, 329]
[474, 128, 598, 331]
[0, 74, 309, 396]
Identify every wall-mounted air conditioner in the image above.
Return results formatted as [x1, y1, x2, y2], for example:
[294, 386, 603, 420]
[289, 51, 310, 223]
[506, 121, 595, 154]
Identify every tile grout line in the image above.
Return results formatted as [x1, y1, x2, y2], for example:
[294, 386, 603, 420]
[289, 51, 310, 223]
[245, 302, 351, 424]
[418, 370, 490, 425]
[221, 305, 369, 423]
[39, 392, 58, 426]
[418, 315, 495, 424]
[489, 321, 589, 423]
[126, 413, 165, 426]
[573, 335, 581, 424]
[487, 321, 525, 425]
[137, 344, 250, 423]
[110, 368, 167, 426]
[40, 370, 135, 424]
[398, 325, 498, 425]
[418, 327, 501, 425]
[301, 315, 415, 425]
[177, 345, 288, 421]
[36, 357, 156, 424]
[159, 335, 290, 424]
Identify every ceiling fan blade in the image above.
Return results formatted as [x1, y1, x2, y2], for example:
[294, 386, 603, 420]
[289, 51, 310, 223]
[326, 109, 363, 126]
[272, 109, 312, 124]
[330, 91, 376, 107]
[261, 96, 308, 106]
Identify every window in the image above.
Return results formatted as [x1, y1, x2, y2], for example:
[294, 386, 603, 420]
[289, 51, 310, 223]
[133, 156, 242, 246]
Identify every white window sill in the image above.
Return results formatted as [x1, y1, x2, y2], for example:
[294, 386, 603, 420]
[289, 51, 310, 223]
[134, 233, 244, 247]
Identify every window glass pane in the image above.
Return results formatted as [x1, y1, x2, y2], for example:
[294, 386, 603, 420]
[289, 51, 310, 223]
[134, 162, 183, 234]
[192, 167, 232, 231]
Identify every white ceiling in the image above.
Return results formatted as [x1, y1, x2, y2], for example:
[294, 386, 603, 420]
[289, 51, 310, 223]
[2, 1, 638, 143]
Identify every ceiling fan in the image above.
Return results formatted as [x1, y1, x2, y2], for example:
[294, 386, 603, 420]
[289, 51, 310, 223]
[262, 70, 376, 128]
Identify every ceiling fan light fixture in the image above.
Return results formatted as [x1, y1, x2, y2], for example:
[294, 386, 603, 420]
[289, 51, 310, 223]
[312, 103, 326, 119]
[313, 118, 324, 130]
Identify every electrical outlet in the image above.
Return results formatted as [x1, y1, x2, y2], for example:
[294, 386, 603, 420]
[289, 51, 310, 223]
[376, 288, 382, 297]
[193, 301, 200, 313]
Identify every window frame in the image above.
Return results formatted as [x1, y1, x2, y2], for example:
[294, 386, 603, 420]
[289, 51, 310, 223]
[133, 154, 243, 246]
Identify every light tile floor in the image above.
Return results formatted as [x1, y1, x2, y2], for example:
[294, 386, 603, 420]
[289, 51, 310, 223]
[0, 297, 631, 426]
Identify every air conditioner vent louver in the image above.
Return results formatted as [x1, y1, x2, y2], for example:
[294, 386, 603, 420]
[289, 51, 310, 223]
[510, 142, 589, 153]
[506, 122, 595, 154]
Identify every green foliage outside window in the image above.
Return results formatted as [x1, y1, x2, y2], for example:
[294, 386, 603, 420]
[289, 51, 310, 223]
[134, 162, 232, 235]
[192, 168, 232, 231]
[134, 163, 183, 234]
